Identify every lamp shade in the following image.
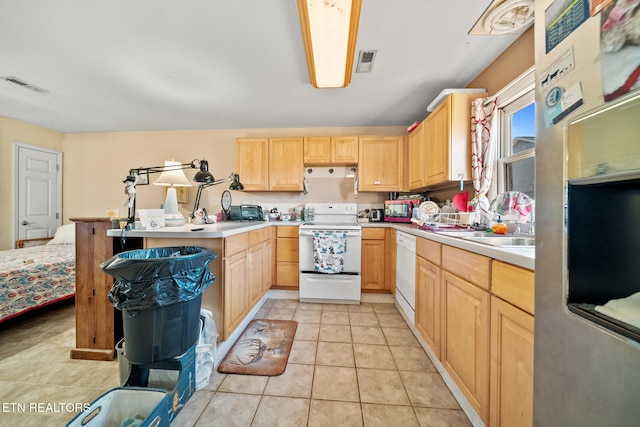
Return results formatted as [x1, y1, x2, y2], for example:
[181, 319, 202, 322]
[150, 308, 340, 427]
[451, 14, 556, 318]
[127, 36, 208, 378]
[297, 0, 362, 88]
[230, 173, 244, 190]
[153, 161, 193, 187]
[193, 160, 215, 183]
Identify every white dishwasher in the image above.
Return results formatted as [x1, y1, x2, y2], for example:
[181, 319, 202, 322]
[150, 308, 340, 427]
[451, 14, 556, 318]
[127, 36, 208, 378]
[395, 231, 417, 324]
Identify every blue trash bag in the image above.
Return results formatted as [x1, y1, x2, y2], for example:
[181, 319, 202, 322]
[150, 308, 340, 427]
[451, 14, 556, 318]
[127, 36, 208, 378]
[101, 246, 217, 311]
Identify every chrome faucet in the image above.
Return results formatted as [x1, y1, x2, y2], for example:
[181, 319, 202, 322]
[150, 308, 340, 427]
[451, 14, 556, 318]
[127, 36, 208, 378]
[528, 208, 535, 236]
[514, 208, 535, 236]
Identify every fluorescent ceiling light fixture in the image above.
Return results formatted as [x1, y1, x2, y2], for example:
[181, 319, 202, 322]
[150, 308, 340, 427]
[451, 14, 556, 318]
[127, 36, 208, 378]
[297, 0, 362, 88]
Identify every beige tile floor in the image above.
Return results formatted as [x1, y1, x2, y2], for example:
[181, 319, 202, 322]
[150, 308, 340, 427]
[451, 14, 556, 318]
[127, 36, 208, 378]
[0, 299, 472, 426]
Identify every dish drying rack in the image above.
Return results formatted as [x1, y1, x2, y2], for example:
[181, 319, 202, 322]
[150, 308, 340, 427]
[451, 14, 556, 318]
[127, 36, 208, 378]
[412, 210, 479, 230]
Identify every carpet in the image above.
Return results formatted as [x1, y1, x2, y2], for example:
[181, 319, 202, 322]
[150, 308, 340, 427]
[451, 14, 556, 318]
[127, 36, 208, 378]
[218, 319, 298, 376]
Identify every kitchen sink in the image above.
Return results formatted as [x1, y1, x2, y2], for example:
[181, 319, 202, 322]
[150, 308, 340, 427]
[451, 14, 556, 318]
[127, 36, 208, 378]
[434, 231, 495, 238]
[461, 236, 536, 247]
[433, 230, 535, 247]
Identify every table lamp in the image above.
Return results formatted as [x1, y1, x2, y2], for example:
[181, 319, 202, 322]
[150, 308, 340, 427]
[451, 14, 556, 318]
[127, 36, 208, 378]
[153, 160, 193, 226]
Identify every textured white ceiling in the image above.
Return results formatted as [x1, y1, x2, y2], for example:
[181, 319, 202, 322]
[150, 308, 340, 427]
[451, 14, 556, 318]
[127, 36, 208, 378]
[0, 0, 521, 133]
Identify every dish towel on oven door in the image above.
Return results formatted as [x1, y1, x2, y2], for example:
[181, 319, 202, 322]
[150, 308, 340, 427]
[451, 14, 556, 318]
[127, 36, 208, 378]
[312, 231, 347, 274]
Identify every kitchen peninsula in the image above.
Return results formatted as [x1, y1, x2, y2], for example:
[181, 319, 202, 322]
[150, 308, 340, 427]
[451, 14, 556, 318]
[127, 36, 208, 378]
[100, 220, 534, 344]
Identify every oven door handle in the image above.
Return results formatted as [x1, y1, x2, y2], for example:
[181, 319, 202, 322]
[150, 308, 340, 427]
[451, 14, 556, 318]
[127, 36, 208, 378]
[303, 276, 358, 282]
[299, 230, 362, 237]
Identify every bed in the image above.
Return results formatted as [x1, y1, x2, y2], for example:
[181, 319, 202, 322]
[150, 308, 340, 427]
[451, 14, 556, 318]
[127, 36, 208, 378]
[0, 224, 76, 323]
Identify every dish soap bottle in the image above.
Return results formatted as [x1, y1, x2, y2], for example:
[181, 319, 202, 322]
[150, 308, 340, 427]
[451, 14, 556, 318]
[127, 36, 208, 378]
[491, 216, 508, 234]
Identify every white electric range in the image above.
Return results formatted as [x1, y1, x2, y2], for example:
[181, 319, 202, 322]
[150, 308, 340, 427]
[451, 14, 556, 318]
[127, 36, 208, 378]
[298, 203, 362, 304]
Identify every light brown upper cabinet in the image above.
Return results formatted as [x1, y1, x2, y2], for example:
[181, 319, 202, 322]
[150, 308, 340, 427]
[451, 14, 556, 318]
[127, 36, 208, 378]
[269, 137, 304, 191]
[409, 92, 487, 190]
[236, 137, 304, 191]
[408, 121, 426, 189]
[303, 136, 358, 165]
[236, 138, 269, 191]
[358, 136, 406, 192]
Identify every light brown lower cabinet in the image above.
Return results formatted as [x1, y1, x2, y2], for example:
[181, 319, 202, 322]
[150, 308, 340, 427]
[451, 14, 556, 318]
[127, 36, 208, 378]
[415, 256, 442, 358]
[361, 228, 386, 292]
[263, 235, 274, 293]
[146, 230, 273, 342]
[248, 241, 266, 308]
[489, 296, 534, 427]
[275, 226, 299, 288]
[224, 229, 274, 340]
[224, 244, 249, 340]
[441, 270, 491, 424]
[384, 228, 397, 292]
[414, 239, 535, 426]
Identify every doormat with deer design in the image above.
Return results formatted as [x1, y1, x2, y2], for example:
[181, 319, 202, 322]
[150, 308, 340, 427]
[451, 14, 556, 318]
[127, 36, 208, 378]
[218, 319, 298, 376]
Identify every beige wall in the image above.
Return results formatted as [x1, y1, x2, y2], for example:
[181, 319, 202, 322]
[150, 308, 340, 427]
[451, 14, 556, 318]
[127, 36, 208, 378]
[467, 26, 534, 97]
[62, 126, 405, 223]
[0, 117, 63, 249]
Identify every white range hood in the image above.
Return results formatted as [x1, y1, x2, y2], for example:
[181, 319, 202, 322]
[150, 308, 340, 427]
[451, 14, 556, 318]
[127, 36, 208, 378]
[304, 166, 357, 179]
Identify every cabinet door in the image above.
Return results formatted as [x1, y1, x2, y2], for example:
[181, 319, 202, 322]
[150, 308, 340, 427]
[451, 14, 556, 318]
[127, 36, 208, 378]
[236, 138, 269, 191]
[276, 232, 299, 288]
[442, 271, 490, 424]
[269, 137, 304, 191]
[442, 245, 490, 290]
[490, 296, 534, 427]
[361, 239, 386, 291]
[422, 92, 483, 187]
[263, 237, 274, 292]
[276, 261, 299, 288]
[304, 137, 331, 165]
[492, 261, 535, 315]
[425, 100, 449, 186]
[408, 122, 426, 190]
[249, 242, 265, 308]
[449, 92, 477, 182]
[416, 256, 442, 358]
[358, 136, 404, 191]
[224, 250, 248, 340]
[276, 236, 299, 262]
[384, 228, 397, 293]
[332, 136, 358, 164]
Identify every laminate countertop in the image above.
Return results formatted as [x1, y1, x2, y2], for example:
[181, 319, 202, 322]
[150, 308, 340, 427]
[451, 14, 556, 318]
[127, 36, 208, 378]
[107, 220, 534, 270]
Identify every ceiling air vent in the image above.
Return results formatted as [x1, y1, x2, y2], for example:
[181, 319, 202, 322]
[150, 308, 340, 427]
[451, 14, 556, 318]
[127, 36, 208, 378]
[2, 77, 49, 94]
[356, 50, 377, 73]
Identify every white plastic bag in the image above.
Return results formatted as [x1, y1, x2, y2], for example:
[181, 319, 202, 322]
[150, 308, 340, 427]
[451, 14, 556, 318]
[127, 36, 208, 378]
[195, 309, 218, 390]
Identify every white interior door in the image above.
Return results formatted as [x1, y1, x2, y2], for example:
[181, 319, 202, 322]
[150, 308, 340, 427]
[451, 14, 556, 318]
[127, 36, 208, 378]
[14, 143, 62, 241]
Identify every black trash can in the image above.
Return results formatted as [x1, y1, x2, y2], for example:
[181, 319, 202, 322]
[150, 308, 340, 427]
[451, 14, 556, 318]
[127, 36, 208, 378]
[101, 246, 217, 365]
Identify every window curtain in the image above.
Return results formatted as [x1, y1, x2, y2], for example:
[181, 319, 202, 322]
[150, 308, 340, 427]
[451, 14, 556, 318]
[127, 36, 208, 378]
[470, 97, 498, 224]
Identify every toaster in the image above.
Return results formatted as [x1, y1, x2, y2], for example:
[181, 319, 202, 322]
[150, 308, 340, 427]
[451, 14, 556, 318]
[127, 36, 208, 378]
[229, 205, 264, 221]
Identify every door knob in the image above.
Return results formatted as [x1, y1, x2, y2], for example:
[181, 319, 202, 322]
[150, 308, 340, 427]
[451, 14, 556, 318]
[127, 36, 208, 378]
[20, 220, 34, 226]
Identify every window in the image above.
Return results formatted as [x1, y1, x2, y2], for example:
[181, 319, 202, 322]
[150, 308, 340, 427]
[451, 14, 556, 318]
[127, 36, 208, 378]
[493, 68, 536, 200]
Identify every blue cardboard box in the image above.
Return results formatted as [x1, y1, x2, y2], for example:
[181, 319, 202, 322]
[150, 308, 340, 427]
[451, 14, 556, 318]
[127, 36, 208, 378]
[122, 343, 197, 422]
[66, 387, 169, 427]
